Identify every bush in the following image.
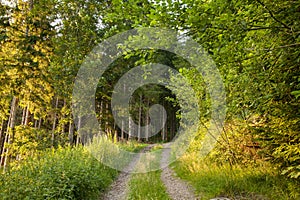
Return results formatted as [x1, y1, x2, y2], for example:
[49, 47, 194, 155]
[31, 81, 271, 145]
[0, 146, 117, 200]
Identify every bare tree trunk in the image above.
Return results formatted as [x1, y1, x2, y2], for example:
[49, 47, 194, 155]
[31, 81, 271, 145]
[99, 100, 103, 134]
[61, 99, 66, 136]
[161, 101, 166, 141]
[24, 102, 30, 126]
[171, 111, 175, 140]
[0, 111, 11, 166]
[68, 121, 74, 145]
[51, 97, 59, 147]
[34, 119, 38, 128]
[146, 99, 150, 142]
[128, 116, 133, 139]
[121, 120, 124, 141]
[138, 95, 142, 142]
[2, 97, 18, 171]
[105, 102, 109, 133]
[38, 118, 42, 129]
[76, 116, 82, 146]
[21, 107, 26, 125]
[0, 119, 5, 164]
[121, 83, 126, 141]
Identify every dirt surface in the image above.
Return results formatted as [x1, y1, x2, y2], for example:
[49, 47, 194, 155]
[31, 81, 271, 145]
[160, 143, 199, 200]
[101, 145, 155, 200]
[101, 143, 234, 200]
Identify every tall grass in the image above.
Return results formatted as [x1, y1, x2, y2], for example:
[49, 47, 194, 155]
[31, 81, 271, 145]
[172, 153, 300, 200]
[127, 148, 171, 200]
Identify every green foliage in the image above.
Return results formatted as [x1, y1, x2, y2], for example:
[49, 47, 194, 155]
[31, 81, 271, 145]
[146, 0, 300, 180]
[10, 126, 52, 159]
[264, 116, 300, 179]
[206, 121, 263, 166]
[0, 146, 117, 200]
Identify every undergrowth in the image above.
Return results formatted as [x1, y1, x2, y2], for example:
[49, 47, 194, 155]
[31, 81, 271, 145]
[172, 152, 300, 200]
[0, 146, 117, 200]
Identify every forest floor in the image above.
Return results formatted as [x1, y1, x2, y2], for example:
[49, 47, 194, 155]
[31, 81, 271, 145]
[101, 143, 231, 200]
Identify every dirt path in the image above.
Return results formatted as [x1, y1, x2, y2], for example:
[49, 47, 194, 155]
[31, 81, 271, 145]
[160, 143, 199, 200]
[102, 143, 228, 200]
[101, 145, 155, 200]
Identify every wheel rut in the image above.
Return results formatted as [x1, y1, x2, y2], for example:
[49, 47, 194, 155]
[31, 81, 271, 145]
[160, 143, 199, 200]
[101, 144, 155, 200]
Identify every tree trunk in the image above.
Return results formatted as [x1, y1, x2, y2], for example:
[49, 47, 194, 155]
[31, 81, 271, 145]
[99, 100, 103, 134]
[138, 95, 142, 141]
[105, 102, 109, 133]
[2, 97, 18, 170]
[128, 116, 133, 139]
[34, 119, 38, 128]
[21, 107, 26, 125]
[161, 101, 166, 141]
[24, 102, 30, 126]
[61, 99, 66, 136]
[68, 121, 74, 145]
[0, 119, 5, 164]
[146, 99, 150, 142]
[76, 116, 82, 146]
[51, 97, 59, 147]
[38, 118, 42, 129]
[121, 120, 124, 140]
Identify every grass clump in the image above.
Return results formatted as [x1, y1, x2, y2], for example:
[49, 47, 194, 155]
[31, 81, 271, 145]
[172, 153, 300, 200]
[127, 149, 171, 200]
[0, 146, 117, 200]
[118, 140, 148, 153]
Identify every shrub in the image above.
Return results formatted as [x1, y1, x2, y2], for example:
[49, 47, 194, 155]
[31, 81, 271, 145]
[0, 146, 117, 200]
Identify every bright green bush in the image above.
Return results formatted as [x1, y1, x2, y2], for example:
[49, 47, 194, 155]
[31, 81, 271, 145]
[0, 146, 117, 200]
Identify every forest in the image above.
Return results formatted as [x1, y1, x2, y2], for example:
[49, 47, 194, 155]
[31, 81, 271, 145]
[0, 0, 299, 199]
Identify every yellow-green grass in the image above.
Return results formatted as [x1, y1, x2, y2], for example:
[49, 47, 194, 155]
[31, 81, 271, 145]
[172, 153, 300, 200]
[127, 149, 171, 200]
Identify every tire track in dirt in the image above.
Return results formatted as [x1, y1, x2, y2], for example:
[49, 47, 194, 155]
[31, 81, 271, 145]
[101, 145, 155, 200]
[160, 143, 199, 200]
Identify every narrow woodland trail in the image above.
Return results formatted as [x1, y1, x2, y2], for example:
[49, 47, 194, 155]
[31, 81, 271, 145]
[101, 145, 155, 200]
[101, 143, 229, 200]
[101, 143, 198, 200]
[160, 143, 199, 200]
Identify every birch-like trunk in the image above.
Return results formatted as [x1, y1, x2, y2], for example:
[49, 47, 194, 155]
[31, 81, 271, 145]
[76, 116, 82, 146]
[161, 101, 166, 141]
[24, 102, 30, 126]
[38, 118, 42, 129]
[105, 102, 109, 133]
[121, 120, 124, 140]
[138, 95, 142, 141]
[21, 107, 26, 125]
[61, 99, 66, 136]
[51, 97, 59, 147]
[1, 97, 18, 170]
[145, 99, 150, 142]
[34, 119, 38, 128]
[128, 116, 133, 139]
[0, 119, 5, 164]
[99, 100, 103, 135]
[68, 121, 74, 145]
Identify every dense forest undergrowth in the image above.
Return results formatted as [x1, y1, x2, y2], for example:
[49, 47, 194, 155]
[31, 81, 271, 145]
[0, 0, 299, 199]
